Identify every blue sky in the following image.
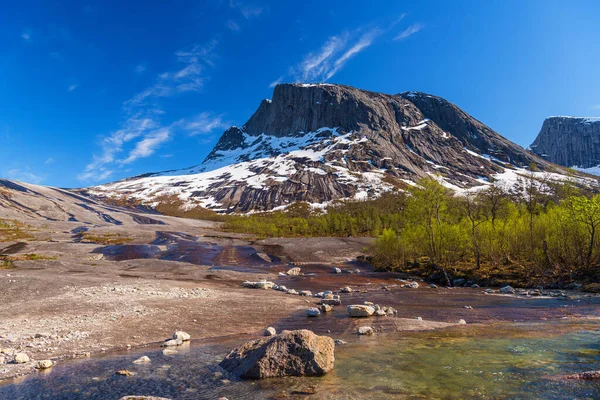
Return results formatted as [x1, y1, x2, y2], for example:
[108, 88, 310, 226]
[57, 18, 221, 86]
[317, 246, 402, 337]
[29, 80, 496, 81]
[2, 0, 599, 188]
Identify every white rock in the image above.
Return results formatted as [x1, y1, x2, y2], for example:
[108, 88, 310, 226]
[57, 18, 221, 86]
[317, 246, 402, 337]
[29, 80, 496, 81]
[340, 286, 353, 293]
[458, 319, 467, 325]
[306, 308, 321, 317]
[347, 305, 375, 317]
[264, 327, 276, 336]
[162, 339, 183, 347]
[357, 326, 374, 335]
[173, 331, 190, 341]
[133, 356, 151, 364]
[499, 285, 515, 294]
[334, 268, 342, 274]
[14, 353, 29, 364]
[35, 359, 53, 369]
[287, 267, 301, 276]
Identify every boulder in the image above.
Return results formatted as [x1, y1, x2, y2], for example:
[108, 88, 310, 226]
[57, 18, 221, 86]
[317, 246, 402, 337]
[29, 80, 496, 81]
[116, 369, 135, 376]
[333, 268, 342, 274]
[458, 319, 467, 325]
[219, 330, 335, 378]
[173, 331, 190, 342]
[499, 285, 515, 294]
[300, 290, 312, 297]
[406, 281, 419, 289]
[35, 360, 53, 369]
[453, 278, 467, 287]
[357, 326, 374, 335]
[287, 289, 298, 295]
[287, 267, 301, 276]
[320, 296, 341, 306]
[375, 309, 386, 316]
[306, 308, 321, 317]
[340, 286, 353, 293]
[347, 305, 375, 317]
[320, 304, 333, 313]
[13, 353, 29, 364]
[430, 284, 438, 288]
[264, 327, 277, 336]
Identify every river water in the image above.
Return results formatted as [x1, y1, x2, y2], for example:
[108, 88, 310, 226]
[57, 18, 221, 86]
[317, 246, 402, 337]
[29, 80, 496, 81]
[1, 319, 599, 400]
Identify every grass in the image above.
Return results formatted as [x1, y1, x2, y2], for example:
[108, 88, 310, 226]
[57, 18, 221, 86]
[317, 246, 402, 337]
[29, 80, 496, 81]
[0, 253, 55, 268]
[0, 219, 33, 242]
[81, 232, 134, 245]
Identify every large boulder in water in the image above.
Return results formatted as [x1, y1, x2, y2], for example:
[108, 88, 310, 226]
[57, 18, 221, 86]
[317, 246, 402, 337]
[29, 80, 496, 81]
[219, 329, 335, 379]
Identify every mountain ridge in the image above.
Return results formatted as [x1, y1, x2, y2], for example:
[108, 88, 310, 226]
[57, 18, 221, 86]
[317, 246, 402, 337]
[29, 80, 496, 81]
[88, 83, 584, 212]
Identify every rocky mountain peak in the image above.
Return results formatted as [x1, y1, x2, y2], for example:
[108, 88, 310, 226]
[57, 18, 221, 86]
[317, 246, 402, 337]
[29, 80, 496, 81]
[530, 116, 600, 173]
[90, 83, 574, 213]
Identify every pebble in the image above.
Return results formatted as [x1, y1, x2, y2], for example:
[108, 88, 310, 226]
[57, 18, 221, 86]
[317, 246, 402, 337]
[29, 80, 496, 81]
[133, 356, 151, 364]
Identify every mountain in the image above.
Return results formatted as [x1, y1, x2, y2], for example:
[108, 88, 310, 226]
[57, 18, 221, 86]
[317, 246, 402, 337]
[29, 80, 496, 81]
[530, 116, 600, 175]
[88, 84, 580, 213]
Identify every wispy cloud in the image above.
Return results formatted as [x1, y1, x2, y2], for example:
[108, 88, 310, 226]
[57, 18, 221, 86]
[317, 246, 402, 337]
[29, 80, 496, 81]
[590, 104, 600, 110]
[226, 19, 241, 32]
[79, 39, 221, 183]
[21, 31, 31, 42]
[176, 112, 229, 136]
[394, 23, 424, 40]
[44, 157, 55, 165]
[121, 128, 171, 164]
[67, 84, 79, 92]
[134, 64, 146, 74]
[292, 29, 379, 82]
[7, 169, 44, 185]
[269, 76, 284, 88]
[229, 1, 264, 19]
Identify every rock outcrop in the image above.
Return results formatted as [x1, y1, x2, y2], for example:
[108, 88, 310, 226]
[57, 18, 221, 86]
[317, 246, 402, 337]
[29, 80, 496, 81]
[219, 329, 334, 378]
[530, 116, 600, 173]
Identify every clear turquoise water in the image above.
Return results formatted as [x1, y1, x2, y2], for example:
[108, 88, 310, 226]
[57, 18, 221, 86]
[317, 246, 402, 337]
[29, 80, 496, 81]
[1, 320, 600, 399]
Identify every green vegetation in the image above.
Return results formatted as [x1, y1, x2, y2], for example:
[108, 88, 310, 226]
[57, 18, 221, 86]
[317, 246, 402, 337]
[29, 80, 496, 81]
[81, 232, 134, 245]
[153, 173, 600, 287]
[0, 219, 33, 242]
[0, 253, 55, 268]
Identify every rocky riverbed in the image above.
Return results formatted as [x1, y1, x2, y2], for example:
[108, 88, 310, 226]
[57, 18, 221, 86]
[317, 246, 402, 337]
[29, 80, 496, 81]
[1, 207, 600, 399]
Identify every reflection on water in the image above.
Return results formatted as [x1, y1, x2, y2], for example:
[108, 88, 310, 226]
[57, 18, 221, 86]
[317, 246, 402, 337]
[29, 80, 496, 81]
[2, 320, 600, 400]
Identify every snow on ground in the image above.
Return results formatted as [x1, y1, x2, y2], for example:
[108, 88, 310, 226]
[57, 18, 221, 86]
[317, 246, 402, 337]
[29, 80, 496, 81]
[573, 165, 600, 176]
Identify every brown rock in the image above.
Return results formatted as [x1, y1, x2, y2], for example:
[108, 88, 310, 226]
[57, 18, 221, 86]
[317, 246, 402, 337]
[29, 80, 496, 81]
[219, 329, 335, 379]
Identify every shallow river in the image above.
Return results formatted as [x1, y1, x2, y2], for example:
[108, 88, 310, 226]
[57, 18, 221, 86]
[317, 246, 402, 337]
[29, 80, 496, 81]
[1, 319, 599, 400]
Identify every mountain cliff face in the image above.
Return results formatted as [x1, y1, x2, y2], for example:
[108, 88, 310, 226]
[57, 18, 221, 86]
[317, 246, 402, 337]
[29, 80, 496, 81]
[89, 84, 568, 213]
[530, 116, 600, 174]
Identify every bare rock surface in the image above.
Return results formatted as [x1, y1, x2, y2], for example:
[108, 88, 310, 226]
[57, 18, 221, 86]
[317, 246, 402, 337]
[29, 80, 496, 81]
[219, 329, 335, 379]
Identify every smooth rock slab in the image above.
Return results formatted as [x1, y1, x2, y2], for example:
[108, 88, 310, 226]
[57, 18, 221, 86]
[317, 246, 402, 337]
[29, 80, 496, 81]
[219, 329, 335, 379]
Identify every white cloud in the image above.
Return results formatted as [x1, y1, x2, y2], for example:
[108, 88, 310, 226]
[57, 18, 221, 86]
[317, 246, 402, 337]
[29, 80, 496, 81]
[7, 169, 44, 184]
[134, 64, 146, 74]
[21, 31, 31, 42]
[79, 39, 221, 183]
[394, 23, 424, 40]
[269, 76, 284, 88]
[121, 128, 171, 164]
[293, 29, 379, 82]
[176, 112, 229, 136]
[68, 84, 79, 92]
[44, 157, 55, 165]
[226, 19, 241, 32]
